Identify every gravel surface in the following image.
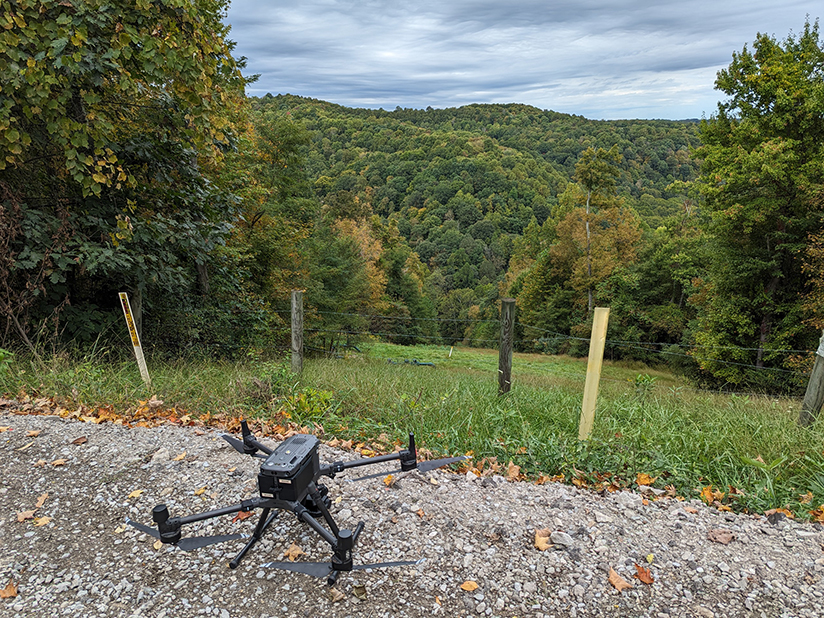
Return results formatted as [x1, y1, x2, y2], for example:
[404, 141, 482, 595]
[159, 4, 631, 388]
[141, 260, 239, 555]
[3, 411, 824, 618]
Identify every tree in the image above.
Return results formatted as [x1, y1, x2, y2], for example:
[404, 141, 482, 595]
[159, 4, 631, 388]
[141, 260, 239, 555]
[693, 20, 824, 388]
[0, 0, 247, 348]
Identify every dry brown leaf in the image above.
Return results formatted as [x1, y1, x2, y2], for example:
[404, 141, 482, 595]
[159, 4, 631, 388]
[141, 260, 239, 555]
[0, 426, 12, 432]
[534, 528, 552, 551]
[684, 506, 698, 514]
[50, 459, 66, 466]
[0, 578, 17, 599]
[35, 493, 48, 508]
[416, 508, 426, 518]
[284, 543, 305, 561]
[128, 489, 144, 499]
[16, 440, 34, 451]
[172, 452, 186, 461]
[800, 491, 814, 504]
[329, 588, 345, 602]
[17, 510, 36, 522]
[33, 459, 46, 468]
[153, 539, 163, 550]
[636, 473, 656, 486]
[506, 461, 521, 481]
[708, 529, 735, 545]
[435, 596, 442, 606]
[232, 511, 255, 523]
[765, 507, 795, 519]
[33, 516, 52, 527]
[352, 584, 367, 600]
[71, 436, 88, 445]
[460, 581, 479, 592]
[26, 430, 42, 437]
[634, 563, 654, 585]
[608, 568, 633, 593]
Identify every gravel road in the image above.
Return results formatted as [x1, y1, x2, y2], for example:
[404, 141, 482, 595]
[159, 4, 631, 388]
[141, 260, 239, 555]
[2, 411, 824, 618]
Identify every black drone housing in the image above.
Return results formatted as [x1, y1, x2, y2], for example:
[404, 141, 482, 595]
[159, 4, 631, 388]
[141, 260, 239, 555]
[258, 434, 320, 502]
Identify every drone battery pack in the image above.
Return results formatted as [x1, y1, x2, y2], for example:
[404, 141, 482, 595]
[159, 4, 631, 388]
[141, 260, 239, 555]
[258, 434, 320, 502]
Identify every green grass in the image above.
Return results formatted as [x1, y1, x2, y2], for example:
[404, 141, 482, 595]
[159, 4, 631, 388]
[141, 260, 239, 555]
[3, 343, 824, 519]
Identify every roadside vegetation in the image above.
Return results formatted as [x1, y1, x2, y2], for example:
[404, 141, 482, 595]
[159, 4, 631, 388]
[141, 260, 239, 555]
[3, 344, 824, 521]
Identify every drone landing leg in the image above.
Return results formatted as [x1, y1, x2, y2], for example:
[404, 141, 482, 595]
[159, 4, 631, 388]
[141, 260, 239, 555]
[229, 508, 279, 569]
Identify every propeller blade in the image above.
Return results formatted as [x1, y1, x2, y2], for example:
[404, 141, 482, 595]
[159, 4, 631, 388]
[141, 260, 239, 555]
[353, 558, 425, 571]
[220, 433, 246, 454]
[176, 533, 248, 551]
[125, 518, 160, 539]
[350, 455, 468, 481]
[416, 455, 468, 473]
[260, 561, 333, 578]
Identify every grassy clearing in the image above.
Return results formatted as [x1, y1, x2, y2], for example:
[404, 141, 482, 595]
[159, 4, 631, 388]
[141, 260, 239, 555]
[2, 344, 824, 519]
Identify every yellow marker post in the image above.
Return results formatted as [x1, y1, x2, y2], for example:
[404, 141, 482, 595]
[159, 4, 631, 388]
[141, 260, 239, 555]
[119, 292, 151, 388]
[578, 307, 610, 440]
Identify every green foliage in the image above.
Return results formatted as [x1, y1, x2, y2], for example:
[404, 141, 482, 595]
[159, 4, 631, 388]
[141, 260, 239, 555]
[693, 20, 824, 389]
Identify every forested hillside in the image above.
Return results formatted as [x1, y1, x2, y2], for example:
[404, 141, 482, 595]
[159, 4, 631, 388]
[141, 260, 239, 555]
[1, 2, 822, 394]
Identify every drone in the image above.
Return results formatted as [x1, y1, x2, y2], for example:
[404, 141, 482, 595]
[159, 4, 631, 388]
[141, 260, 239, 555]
[126, 420, 467, 585]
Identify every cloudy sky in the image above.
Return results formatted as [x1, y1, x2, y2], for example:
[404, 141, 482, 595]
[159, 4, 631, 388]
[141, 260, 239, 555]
[224, 0, 821, 120]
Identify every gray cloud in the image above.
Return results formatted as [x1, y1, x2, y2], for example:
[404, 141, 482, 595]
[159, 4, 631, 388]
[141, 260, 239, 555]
[225, 0, 822, 119]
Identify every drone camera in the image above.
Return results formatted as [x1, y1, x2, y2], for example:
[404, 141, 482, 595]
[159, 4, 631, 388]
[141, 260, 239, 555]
[258, 434, 321, 502]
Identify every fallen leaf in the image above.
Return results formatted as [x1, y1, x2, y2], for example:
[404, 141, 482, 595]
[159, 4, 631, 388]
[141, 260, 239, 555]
[153, 539, 163, 550]
[0, 578, 17, 599]
[416, 508, 426, 518]
[765, 507, 795, 519]
[460, 581, 479, 592]
[634, 563, 654, 585]
[429, 477, 439, 485]
[228, 467, 236, 472]
[708, 529, 735, 545]
[646, 554, 654, 564]
[50, 459, 66, 466]
[128, 489, 145, 499]
[506, 461, 520, 481]
[194, 487, 206, 496]
[33, 516, 52, 527]
[35, 493, 48, 508]
[383, 474, 395, 487]
[172, 452, 186, 461]
[194, 429, 205, 436]
[608, 568, 633, 593]
[435, 596, 442, 606]
[700, 485, 725, 504]
[17, 510, 36, 522]
[16, 440, 35, 451]
[684, 506, 698, 514]
[334, 496, 343, 505]
[284, 543, 305, 561]
[0, 426, 11, 433]
[636, 473, 656, 486]
[329, 588, 345, 602]
[70, 436, 88, 445]
[115, 525, 126, 533]
[352, 584, 367, 600]
[534, 528, 552, 551]
[33, 459, 46, 468]
[26, 430, 42, 437]
[232, 511, 254, 523]
[810, 506, 824, 523]
[800, 491, 814, 504]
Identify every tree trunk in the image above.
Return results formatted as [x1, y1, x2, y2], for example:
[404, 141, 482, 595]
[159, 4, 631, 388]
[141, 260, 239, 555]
[196, 262, 210, 296]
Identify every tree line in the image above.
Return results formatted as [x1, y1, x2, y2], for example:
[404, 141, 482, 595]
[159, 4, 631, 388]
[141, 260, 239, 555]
[1, 1, 822, 393]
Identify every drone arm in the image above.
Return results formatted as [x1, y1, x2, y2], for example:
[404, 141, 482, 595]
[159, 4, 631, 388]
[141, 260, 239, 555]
[173, 498, 264, 527]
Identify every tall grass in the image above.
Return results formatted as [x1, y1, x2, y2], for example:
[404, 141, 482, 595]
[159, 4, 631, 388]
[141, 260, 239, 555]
[2, 345, 824, 517]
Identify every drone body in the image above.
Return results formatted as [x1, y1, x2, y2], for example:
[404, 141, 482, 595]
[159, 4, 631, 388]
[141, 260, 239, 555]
[126, 421, 465, 584]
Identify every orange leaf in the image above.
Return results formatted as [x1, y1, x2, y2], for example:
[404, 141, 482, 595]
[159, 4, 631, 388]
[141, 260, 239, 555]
[50, 459, 66, 466]
[636, 473, 656, 486]
[506, 461, 521, 481]
[232, 511, 254, 523]
[460, 581, 479, 592]
[416, 509, 426, 518]
[0, 426, 12, 432]
[33, 459, 46, 468]
[0, 578, 17, 599]
[608, 568, 633, 593]
[26, 430, 41, 437]
[634, 563, 654, 585]
[534, 528, 551, 551]
[284, 543, 305, 562]
[71, 436, 88, 445]
[383, 474, 395, 487]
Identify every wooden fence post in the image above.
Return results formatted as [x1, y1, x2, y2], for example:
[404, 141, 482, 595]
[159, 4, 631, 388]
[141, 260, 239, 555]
[291, 290, 303, 375]
[800, 330, 824, 426]
[498, 298, 515, 395]
[578, 307, 610, 440]
[118, 292, 151, 389]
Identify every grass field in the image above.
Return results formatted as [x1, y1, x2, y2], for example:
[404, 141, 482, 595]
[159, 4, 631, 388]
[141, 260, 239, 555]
[3, 343, 824, 519]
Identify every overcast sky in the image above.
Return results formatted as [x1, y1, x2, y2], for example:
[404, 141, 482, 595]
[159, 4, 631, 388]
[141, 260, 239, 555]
[224, 0, 821, 120]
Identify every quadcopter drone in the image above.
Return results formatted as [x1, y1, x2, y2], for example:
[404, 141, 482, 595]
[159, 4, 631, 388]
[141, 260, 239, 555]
[126, 421, 467, 585]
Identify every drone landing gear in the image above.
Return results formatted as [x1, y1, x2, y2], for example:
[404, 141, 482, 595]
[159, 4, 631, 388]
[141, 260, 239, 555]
[229, 507, 279, 569]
